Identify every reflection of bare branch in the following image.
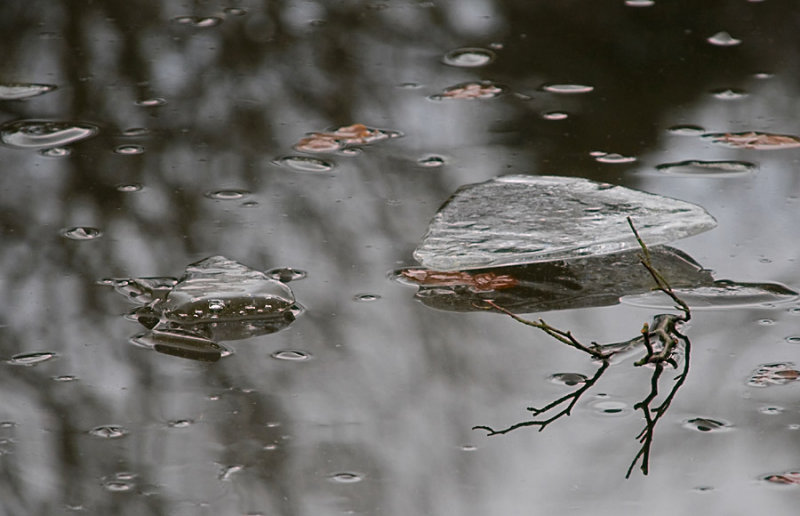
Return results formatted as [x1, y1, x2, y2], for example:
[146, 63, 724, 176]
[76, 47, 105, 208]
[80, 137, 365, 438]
[475, 220, 693, 477]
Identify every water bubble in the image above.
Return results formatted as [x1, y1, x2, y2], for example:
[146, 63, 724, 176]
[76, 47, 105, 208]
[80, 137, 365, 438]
[789, 307, 800, 315]
[60, 226, 102, 240]
[354, 293, 381, 302]
[758, 406, 784, 415]
[271, 350, 312, 361]
[594, 152, 637, 164]
[656, 160, 756, 177]
[789, 424, 800, 430]
[0, 119, 99, 149]
[758, 318, 774, 326]
[207, 299, 226, 312]
[461, 444, 478, 451]
[223, 7, 247, 16]
[753, 72, 773, 80]
[625, 0, 654, 6]
[263, 443, 278, 451]
[682, 417, 732, 432]
[0, 83, 57, 100]
[116, 183, 143, 192]
[329, 472, 363, 483]
[134, 98, 165, 107]
[707, 31, 741, 47]
[668, 124, 705, 136]
[89, 425, 128, 439]
[121, 127, 150, 137]
[7, 351, 57, 366]
[167, 419, 194, 428]
[417, 155, 445, 168]
[114, 145, 144, 155]
[205, 190, 249, 200]
[590, 399, 631, 416]
[172, 16, 223, 28]
[103, 481, 134, 492]
[266, 267, 307, 282]
[276, 155, 335, 173]
[52, 375, 78, 382]
[398, 82, 422, 89]
[542, 83, 594, 94]
[542, 111, 568, 120]
[219, 464, 244, 481]
[442, 47, 495, 67]
[712, 88, 747, 100]
[549, 372, 588, 386]
[39, 147, 71, 157]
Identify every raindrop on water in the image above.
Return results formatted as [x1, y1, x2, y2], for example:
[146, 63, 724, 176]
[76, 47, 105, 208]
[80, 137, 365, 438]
[354, 293, 381, 302]
[590, 398, 631, 416]
[89, 425, 129, 439]
[116, 183, 143, 192]
[103, 481, 134, 493]
[594, 152, 637, 164]
[7, 351, 57, 366]
[205, 190, 249, 200]
[61, 226, 102, 240]
[542, 111, 568, 120]
[707, 31, 741, 46]
[758, 318, 775, 326]
[167, 419, 194, 428]
[542, 83, 594, 94]
[134, 98, 166, 107]
[682, 417, 732, 432]
[172, 16, 223, 28]
[549, 372, 588, 386]
[52, 375, 78, 382]
[266, 267, 308, 282]
[271, 350, 312, 361]
[276, 155, 335, 173]
[417, 155, 445, 168]
[329, 472, 363, 483]
[442, 47, 495, 67]
[114, 144, 144, 155]
[758, 406, 784, 415]
[39, 147, 71, 158]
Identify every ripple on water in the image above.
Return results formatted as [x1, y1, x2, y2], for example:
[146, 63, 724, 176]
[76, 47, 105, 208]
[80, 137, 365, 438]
[39, 147, 71, 157]
[656, 160, 756, 177]
[60, 226, 103, 240]
[134, 98, 166, 107]
[589, 396, 632, 417]
[116, 183, 143, 192]
[266, 267, 308, 282]
[417, 155, 445, 167]
[329, 472, 363, 483]
[353, 293, 381, 302]
[0, 119, 99, 149]
[682, 417, 733, 432]
[0, 83, 57, 100]
[172, 16, 223, 28]
[167, 419, 194, 428]
[441, 47, 495, 67]
[707, 31, 741, 46]
[549, 372, 588, 386]
[7, 351, 57, 366]
[542, 111, 568, 120]
[205, 190, 249, 200]
[542, 83, 594, 94]
[89, 425, 129, 439]
[275, 155, 335, 173]
[271, 350, 312, 361]
[114, 145, 144, 155]
[593, 152, 637, 164]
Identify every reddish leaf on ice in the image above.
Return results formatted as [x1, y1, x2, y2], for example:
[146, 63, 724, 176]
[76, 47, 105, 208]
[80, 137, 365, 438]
[400, 268, 519, 291]
[703, 131, 800, 150]
[433, 81, 505, 100]
[763, 472, 800, 485]
[294, 123, 401, 153]
[747, 362, 800, 387]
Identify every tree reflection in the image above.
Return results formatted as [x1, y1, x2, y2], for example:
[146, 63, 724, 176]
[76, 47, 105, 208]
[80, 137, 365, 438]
[474, 221, 692, 477]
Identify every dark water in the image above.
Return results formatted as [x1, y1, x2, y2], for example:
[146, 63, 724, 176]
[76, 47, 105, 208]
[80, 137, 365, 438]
[1, 0, 800, 514]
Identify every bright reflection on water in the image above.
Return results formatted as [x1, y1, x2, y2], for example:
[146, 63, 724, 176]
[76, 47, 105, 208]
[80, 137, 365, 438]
[1, 1, 800, 515]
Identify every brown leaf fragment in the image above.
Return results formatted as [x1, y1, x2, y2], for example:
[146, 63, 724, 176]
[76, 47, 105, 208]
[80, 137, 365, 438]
[703, 131, 800, 150]
[747, 362, 800, 387]
[435, 81, 504, 100]
[294, 123, 400, 153]
[764, 472, 800, 485]
[400, 268, 518, 291]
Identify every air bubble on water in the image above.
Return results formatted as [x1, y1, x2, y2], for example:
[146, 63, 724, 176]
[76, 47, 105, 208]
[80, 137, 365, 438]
[114, 145, 144, 155]
[219, 464, 244, 481]
[103, 481, 134, 492]
[656, 160, 756, 177]
[39, 147, 71, 157]
[461, 444, 478, 451]
[668, 125, 705, 136]
[712, 88, 747, 100]
[167, 419, 194, 428]
[207, 299, 226, 312]
[707, 31, 741, 46]
[418, 155, 445, 167]
[758, 318, 774, 326]
[134, 98, 166, 107]
[116, 183, 143, 192]
[329, 472, 363, 483]
[442, 47, 495, 67]
[543, 111, 568, 120]
[61, 226, 102, 240]
[266, 267, 307, 282]
[758, 406, 784, 415]
[89, 425, 128, 439]
[172, 16, 223, 28]
[785, 336, 800, 344]
[354, 293, 381, 302]
[682, 417, 732, 432]
[121, 127, 150, 137]
[542, 83, 594, 94]
[8, 351, 57, 366]
[223, 7, 247, 15]
[52, 375, 77, 382]
[205, 190, 249, 200]
[692, 486, 714, 493]
[0, 83, 57, 100]
[271, 350, 312, 361]
[753, 72, 773, 80]
[595, 153, 636, 164]
[590, 398, 631, 416]
[625, 0, 654, 6]
[275, 155, 335, 173]
[789, 424, 800, 430]
[549, 372, 588, 386]
[0, 119, 99, 149]
[398, 82, 422, 89]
